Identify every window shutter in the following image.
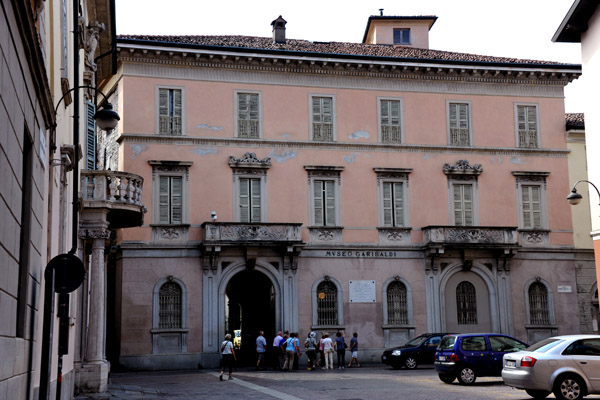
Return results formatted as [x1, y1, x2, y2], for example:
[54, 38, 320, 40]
[314, 180, 324, 225]
[312, 97, 333, 141]
[463, 185, 473, 226]
[159, 89, 169, 134]
[237, 93, 259, 138]
[522, 185, 541, 228]
[239, 178, 250, 222]
[325, 180, 336, 226]
[85, 101, 96, 170]
[393, 182, 404, 226]
[449, 103, 469, 145]
[383, 182, 393, 226]
[380, 100, 401, 143]
[518, 105, 538, 147]
[172, 89, 182, 135]
[453, 185, 463, 226]
[159, 176, 170, 223]
[170, 177, 182, 224]
[251, 178, 261, 222]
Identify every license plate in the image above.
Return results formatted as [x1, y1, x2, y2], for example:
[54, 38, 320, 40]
[505, 360, 516, 367]
[438, 355, 446, 361]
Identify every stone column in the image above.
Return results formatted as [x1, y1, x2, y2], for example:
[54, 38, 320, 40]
[86, 228, 110, 362]
[74, 214, 110, 394]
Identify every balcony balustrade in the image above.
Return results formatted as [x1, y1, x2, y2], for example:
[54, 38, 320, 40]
[422, 226, 518, 249]
[80, 170, 145, 229]
[202, 222, 302, 245]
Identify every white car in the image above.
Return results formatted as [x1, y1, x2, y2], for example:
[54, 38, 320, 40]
[502, 335, 600, 400]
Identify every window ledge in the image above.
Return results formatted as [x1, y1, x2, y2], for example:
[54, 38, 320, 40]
[151, 225, 190, 241]
[525, 324, 557, 329]
[382, 324, 415, 329]
[151, 328, 190, 334]
[377, 227, 412, 245]
[310, 325, 345, 331]
[308, 226, 344, 244]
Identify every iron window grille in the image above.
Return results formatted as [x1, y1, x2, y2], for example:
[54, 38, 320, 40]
[387, 281, 408, 325]
[528, 282, 550, 325]
[317, 281, 338, 325]
[159, 282, 182, 329]
[456, 281, 477, 325]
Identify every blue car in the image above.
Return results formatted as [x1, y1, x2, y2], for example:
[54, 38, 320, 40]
[434, 333, 528, 384]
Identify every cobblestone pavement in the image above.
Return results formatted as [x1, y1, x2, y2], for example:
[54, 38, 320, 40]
[75, 365, 600, 400]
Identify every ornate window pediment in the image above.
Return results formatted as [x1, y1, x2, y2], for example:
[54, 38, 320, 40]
[443, 160, 482, 177]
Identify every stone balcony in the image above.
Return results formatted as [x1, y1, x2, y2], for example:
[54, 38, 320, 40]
[80, 170, 145, 229]
[422, 226, 519, 252]
[202, 222, 303, 245]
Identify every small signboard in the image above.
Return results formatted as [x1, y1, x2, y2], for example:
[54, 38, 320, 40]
[349, 280, 376, 303]
[557, 285, 572, 293]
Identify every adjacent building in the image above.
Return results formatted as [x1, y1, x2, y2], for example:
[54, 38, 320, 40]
[97, 14, 593, 370]
[554, 0, 600, 322]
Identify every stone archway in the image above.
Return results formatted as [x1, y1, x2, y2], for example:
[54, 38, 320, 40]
[444, 271, 491, 333]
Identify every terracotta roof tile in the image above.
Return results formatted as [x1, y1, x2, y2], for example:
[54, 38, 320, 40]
[118, 35, 575, 66]
[566, 113, 585, 129]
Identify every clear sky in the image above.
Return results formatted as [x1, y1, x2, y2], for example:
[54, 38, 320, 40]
[116, 0, 585, 112]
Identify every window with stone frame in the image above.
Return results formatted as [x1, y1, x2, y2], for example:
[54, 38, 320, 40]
[159, 281, 182, 329]
[317, 280, 338, 326]
[456, 281, 477, 325]
[528, 281, 550, 325]
[453, 184, 474, 226]
[443, 160, 482, 227]
[379, 98, 403, 143]
[448, 102, 471, 146]
[387, 281, 408, 325]
[512, 172, 549, 230]
[313, 179, 336, 226]
[382, 182, 405, 227]
[236, 91, 261, 138]
[149, 161, 191, 227]
[311, 95, 335, 142]
[229, 152, 271, 223]
[516, 104, 539, 148]
[158, 87, 183, 135]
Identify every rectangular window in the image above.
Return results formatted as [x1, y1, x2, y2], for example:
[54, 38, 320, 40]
[239, 178, 262, 222]
[236, 92, 260, 138]
[311, 96, 334, 142]
[382, 182, 404, 227]
[448, 102, 470, 146]
[159, 176, 183, 224]
[313, 180, 336, 226]
[380, 99, 402, 143]
[521, 185, 542, 228]
[453, 184, 473, 226]
[517, 105, 538, 148]
[393, 28, 410, 45]
[158, 88, 183, 135]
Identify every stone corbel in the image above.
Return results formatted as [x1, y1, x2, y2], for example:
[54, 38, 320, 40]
[202, 245, 221, 274]
[244, 247, 258, 270]
[461, 249, 475, 271]
[425, 247, 444, 274]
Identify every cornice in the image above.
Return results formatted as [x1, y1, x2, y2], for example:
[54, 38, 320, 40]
[117, 134, 570, 158]
[117, 45, 579, 87]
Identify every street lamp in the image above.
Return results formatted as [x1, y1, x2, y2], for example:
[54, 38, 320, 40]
[567, 179, 600, 207]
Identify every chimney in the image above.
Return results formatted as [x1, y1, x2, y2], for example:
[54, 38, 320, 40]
[271, 15, 287, 44]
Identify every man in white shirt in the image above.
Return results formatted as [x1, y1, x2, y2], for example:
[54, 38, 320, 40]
[272, 331, 283, 370]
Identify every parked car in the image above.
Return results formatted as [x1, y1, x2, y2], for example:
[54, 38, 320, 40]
[381, 333, 449, 369]
[434, 333, 527, 384]
[502, 335, 600, 400]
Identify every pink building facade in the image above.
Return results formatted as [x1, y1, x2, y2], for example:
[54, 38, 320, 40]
[101, 17, 589, 369]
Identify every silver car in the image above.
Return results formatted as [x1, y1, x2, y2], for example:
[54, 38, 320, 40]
[502, 335, 600, 400]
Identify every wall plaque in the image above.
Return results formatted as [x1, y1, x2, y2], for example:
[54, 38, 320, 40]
[349, 280, 376, 303]
[557, 285, 572, 293]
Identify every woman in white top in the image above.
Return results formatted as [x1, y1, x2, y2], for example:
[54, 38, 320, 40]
[220, 333, 236, 381]
[322, 333, 334, 370]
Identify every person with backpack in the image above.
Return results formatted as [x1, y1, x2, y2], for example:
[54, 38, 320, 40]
[219, 333, 236, 381]
[304, 331, 318, 370]
[282, 332, 300, 371]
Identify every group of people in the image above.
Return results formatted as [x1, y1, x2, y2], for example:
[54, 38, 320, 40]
[219, 329, 361, 380]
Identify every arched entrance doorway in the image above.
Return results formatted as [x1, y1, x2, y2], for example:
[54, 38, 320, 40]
[225, 269, 276, 365]
[444, 271, 491, 333]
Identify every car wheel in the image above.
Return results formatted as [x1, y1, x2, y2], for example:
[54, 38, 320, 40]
[438, 373, 455, 384]
[553, 374, 586, 400]
[525, 389, 550, 399]
[404, 357, 418, 369]
[457, 366, 476, 385]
